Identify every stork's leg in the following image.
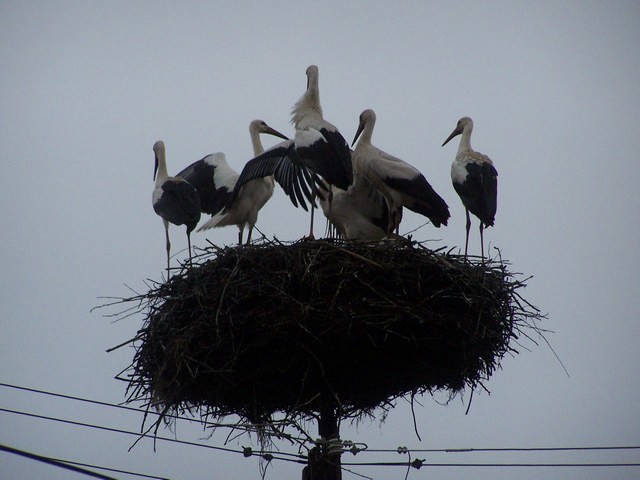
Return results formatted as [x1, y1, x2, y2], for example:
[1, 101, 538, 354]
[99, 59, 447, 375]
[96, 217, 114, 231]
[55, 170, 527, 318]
[163, 220, 171, 274]
[394, 207, 403, 235]
[186, 230, 193, 265]
[386, 203, 394, 236]
[464, 209, 471, 259]
[308, 198, 316, 239]
[325, 189, 334, 239]
[246, 224, 254, 245]
[479, 222, 485, 260]
[238, 226, 244, 246]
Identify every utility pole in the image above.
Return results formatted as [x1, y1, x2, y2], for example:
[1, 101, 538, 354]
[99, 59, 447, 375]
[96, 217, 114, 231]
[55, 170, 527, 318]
[302, 397, 341, 480]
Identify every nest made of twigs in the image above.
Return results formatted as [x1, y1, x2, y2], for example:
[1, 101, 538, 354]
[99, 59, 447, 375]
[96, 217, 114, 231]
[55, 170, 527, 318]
[112, 238, 543, 427]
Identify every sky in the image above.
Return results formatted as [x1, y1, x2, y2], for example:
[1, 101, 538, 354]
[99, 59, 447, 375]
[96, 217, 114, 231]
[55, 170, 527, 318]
[1, 1, 640, 479]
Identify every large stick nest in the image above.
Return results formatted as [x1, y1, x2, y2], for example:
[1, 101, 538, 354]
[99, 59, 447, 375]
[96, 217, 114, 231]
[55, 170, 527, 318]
[115, 239, 543, 426]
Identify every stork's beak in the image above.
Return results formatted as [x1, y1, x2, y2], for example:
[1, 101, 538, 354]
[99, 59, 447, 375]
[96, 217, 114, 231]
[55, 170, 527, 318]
[351, 121, 365, 147]
[153, 154, 158, 180]
[264, 125, 289, 141]
[442, 125, 463, 147]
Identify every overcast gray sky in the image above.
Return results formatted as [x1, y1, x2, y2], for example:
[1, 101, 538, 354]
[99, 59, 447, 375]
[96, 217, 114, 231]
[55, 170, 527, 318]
[1, 1, 639, 479]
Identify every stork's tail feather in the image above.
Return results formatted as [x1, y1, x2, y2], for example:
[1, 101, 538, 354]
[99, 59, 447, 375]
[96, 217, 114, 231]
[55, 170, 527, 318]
[197, 212, 225, 232]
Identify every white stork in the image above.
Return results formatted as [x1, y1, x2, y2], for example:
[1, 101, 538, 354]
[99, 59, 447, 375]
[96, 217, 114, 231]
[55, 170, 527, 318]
[292, 65, 353, 237]
[151, 140, 201, 273]
[442, 116, 498, 258]
[228, 66, 352, 238]
[175, 120, 288, 245]
[351, 109, 450, 235]
[318, 175, 389, 241]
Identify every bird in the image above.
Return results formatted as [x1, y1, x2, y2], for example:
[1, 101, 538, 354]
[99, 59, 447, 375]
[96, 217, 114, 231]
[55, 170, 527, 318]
[317, 175, 389, 241]
[151, 140, 201, 273]
[175, 120, 289, 245]
[351, 109, 450, 235]
[291, 65, 353, 237]
[442, 116, 498, 258]
[229, 65, 352, 238]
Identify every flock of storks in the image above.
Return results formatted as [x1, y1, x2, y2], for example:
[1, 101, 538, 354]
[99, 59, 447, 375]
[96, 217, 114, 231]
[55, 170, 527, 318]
[152, 65, 498, 272]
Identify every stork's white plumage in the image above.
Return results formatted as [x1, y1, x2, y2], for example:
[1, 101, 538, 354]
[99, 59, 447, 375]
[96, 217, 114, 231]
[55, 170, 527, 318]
[351, 109, 450, 235]
[151, 140, 201, 273]
[442, 116, 498, 258]
[318, 175, 389, 241]
[176, 120, 288, 244]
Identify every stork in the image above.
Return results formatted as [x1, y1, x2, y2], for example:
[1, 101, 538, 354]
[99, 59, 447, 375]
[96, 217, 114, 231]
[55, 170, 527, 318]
[318, 175, 389, 241]
[229, 66, 351, 238]
[151, 140, 201, 273]
[442, 116, 498, 258]
[175, 120, 288, 244]
[351, 109, 450, 235]
[291, 65, 353, 237]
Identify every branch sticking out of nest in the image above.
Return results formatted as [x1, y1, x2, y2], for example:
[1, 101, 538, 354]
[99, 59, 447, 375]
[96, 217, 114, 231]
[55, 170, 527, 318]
[103, 238, 546, 437]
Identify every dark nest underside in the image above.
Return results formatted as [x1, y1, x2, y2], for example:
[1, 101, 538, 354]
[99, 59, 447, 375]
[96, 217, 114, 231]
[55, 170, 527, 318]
[112, 239, 544, 429]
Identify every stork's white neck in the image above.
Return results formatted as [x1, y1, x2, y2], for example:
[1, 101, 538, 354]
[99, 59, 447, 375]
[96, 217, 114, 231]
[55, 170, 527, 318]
[249, 127, 265, 156]
[457, 126, 473, 154]
[291, 74, 323, 127]
[154, 150, 169, 184]
[355, 110, 377, 146]
[358, 119, 374, 145]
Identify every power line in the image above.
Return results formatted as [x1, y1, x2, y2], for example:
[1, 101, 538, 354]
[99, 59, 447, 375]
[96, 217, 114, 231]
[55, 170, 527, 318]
[0, 381, 309, 446]
[362, 445, 640, 454]
[6, 382, 638, 458]
[4, 382, 639, 474]
[51, 458, 171, 480]
[0, 382, 278, 432]
[0, 442, 171, 480]
[0, 443, 119, 480]
[0, 382, 158, 416]
[341, 460, 640, 468]
[0, 407, 305, 464]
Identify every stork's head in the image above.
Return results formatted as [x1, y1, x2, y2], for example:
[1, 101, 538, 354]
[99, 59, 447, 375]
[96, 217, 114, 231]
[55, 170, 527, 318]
[442, 116, 473, 147]
[250, 119, 289, 141]
[352, 109, 376, 147]
[292, 66, 322, 126]
[153, 140, 165, 180]
[306, 65, 319, 90]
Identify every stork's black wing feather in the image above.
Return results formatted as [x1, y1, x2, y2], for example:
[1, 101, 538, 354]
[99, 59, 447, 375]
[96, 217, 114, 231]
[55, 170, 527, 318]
[230, 140, 317, 211]
[295, 128, 353, 191]
[386, 174, 450, 227]
[480, 163, 498, 226]
[154, 179, 201, 232]
[454, 162, 498, 227]
[319, 127, 353, 187]
[175, 155, 232, 216]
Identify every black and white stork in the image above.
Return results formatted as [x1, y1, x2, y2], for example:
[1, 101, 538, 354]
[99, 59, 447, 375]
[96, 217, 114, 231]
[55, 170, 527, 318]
[175, 120, 288, 245]
[232, 65, 353, 237]
[229, 65, 352, 238]
[317, 175, 389, 241]
[151, 140, 201, 272]
[292, 64, 353, 237]
[442, 116, 498, 258]
[351, 109, 450, 235]
[290, 65, 352, 191]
